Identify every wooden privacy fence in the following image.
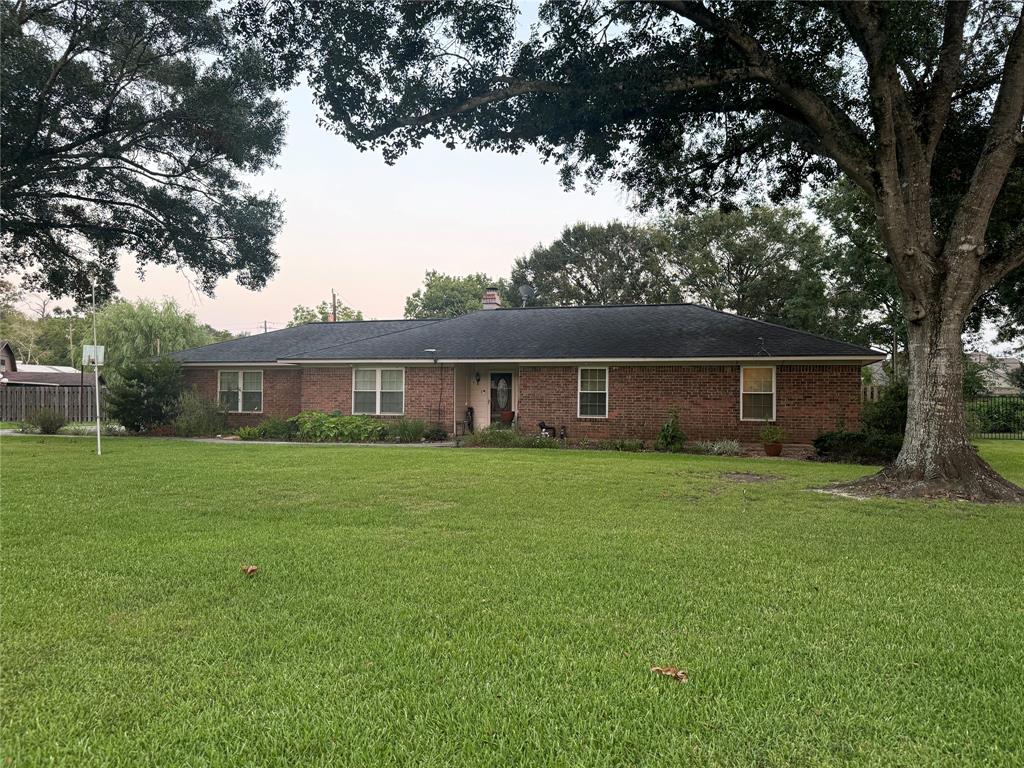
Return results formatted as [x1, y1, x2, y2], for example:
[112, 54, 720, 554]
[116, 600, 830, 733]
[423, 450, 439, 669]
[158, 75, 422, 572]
[0, 386, 106, 422]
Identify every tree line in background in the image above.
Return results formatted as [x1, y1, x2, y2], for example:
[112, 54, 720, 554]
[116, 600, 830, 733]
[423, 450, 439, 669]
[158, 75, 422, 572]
[403, 191, 1021, 372]
[0, 281, 230, 377]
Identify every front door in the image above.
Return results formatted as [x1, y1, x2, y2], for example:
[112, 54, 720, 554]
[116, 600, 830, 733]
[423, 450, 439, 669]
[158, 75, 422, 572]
[490, 372, 513, 423]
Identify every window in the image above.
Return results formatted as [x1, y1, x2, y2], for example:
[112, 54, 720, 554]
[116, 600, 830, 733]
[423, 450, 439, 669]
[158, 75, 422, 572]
[578, 367, 608, 418]
[740, 366, 775, 421]
[353, 368, 404, 415]
[218, 370, 263, 413]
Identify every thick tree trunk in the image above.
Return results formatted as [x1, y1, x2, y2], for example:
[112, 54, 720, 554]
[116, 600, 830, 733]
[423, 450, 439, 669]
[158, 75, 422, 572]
[841, 303, 1024, 503]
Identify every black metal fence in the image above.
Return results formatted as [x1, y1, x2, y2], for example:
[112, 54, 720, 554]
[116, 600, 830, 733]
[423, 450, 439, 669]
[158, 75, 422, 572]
[966, 396, 1024, 439]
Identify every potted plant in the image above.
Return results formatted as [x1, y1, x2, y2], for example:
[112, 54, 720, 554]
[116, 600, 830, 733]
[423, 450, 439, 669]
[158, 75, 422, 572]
[759, 424, 786, 456]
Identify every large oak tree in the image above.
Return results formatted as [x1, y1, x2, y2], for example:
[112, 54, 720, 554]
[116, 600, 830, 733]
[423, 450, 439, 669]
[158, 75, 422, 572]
[1, 0, 286, 303]
[238, 0, 1024, 500]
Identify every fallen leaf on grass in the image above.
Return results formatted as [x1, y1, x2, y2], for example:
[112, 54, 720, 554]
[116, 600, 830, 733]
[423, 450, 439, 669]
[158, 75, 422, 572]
[651, 666, 689, 683]
[241, 565, 258, 576]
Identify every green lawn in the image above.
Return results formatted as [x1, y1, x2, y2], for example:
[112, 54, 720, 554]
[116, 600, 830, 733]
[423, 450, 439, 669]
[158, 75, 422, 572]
[2, 438, 1022, 767]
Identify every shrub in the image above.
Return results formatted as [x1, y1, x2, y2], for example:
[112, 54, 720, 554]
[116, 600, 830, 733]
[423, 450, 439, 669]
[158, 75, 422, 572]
[758, 424, 787, 444]
[387, 418, 428, 443]
[237, 426, 262, 441]
[423, 424, 449, 442]
[692, 439, 744, 456]
[26, 408, 66, 434]
[60, 421, 125, 436]
[292, 411, 387, 442]
[462, 426, 561, 449]
[257, 417, 298, 441]
[655, 409, 686, 453]
[172, 391, 227, 437]
[813, 430, 903, 464]
[106, 357, 183, 433]
[861, 381, 907, 435]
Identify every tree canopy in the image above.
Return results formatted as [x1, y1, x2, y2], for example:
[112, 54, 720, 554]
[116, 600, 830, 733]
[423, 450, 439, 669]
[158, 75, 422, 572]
[288, 301, 363, 326]
[404, 271, 510, 318]
[0, 294, 230, 372]
[510, 222, 674, 307]
[1, 0, 286, 303]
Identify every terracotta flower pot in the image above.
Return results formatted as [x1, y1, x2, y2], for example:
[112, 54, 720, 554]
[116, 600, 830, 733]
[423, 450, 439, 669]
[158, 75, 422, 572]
[763, 442, 783, 457]
[499, 410, 515, 425]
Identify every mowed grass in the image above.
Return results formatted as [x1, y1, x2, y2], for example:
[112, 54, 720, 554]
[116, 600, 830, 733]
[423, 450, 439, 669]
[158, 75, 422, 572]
[2, 437, 1022, 767]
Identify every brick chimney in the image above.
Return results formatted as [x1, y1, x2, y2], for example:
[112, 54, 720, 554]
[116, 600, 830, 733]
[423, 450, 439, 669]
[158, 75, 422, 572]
[482, 287, 502, 310]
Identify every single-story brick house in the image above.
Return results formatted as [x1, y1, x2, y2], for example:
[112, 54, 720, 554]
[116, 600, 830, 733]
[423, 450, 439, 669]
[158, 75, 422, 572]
[171, 299, 883, 443]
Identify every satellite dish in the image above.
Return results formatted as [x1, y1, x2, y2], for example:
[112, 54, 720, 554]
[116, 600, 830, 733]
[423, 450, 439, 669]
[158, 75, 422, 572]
[518, 284, 536, 307]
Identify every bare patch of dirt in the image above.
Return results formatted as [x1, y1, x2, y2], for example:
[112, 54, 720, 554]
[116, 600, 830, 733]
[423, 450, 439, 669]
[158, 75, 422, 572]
[721, 471, 781, 484]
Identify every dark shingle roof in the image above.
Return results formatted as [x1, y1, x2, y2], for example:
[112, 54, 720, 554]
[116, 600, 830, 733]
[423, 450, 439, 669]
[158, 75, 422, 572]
[169, 320, 436, 363]
[282, 304, 881, 361]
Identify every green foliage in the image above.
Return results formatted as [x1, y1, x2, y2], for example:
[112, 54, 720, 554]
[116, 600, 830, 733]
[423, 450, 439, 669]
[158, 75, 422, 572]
[404, 271, 512, 319]
[2, 1, 285, 301]
[105, 358, 184, 433]
[423, 424, 449, 442]
[462, 426, 561, 449]
[25, 408, 65, 435]
[758, 425, 787, 444]
[172, 392, 228, 438]
[962, 356, 992, 399]
[236, 426, 262, 441]
[654, 409, 686, 453]
[96, 300, 230, 377]
[511, 222, 674, 307]
[0, 297, 231, 370]
[692, 439, 744, 456]
[386, 418, 428, 443]
[861, 382, 909, 436]
[813, 431, 904, 465]
[292, 412, 387, 443]
[256, 417, 299, 441]
[288, 301, 363, 326]
[658, 207, 861, 339]
[967, 398, 1024, 435]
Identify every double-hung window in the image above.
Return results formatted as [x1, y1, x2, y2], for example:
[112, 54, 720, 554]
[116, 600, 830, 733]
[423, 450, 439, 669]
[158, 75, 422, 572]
[218, 370, 263, 413]
[353, 368, 404, 415]
[578, 367, 608, 418]
[740, 366, 775, 421]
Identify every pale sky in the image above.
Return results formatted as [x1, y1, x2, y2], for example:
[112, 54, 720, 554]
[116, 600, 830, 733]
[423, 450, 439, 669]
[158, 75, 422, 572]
[111, 83, 634, 333]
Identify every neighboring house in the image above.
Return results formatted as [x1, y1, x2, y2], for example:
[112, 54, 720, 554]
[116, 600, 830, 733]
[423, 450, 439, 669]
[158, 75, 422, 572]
[171, 299, 883, 443]
[0, 340, 103, 387]
[967, 351, 1023, 396]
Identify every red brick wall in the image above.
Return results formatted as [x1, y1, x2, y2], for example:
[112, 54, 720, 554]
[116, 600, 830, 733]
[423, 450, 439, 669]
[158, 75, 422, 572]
[516, 364, 862, 443]
[183, 365, 456, 431]
[183, 367, 302, 428]
[184, 362, 860, 440]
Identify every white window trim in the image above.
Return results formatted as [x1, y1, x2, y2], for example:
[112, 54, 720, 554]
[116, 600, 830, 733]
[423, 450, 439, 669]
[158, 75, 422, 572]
[218, 369, 263, 414]
[739, 365, 776, 422]
[577, 366, 609, 419]
[352, 367, 405, 416]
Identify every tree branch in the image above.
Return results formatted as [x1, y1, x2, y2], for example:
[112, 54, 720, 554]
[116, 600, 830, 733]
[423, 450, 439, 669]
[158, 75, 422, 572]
[950, 6, 1024, 246]
[922, 1, 969, 160]
[656, 0, 876, 195]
